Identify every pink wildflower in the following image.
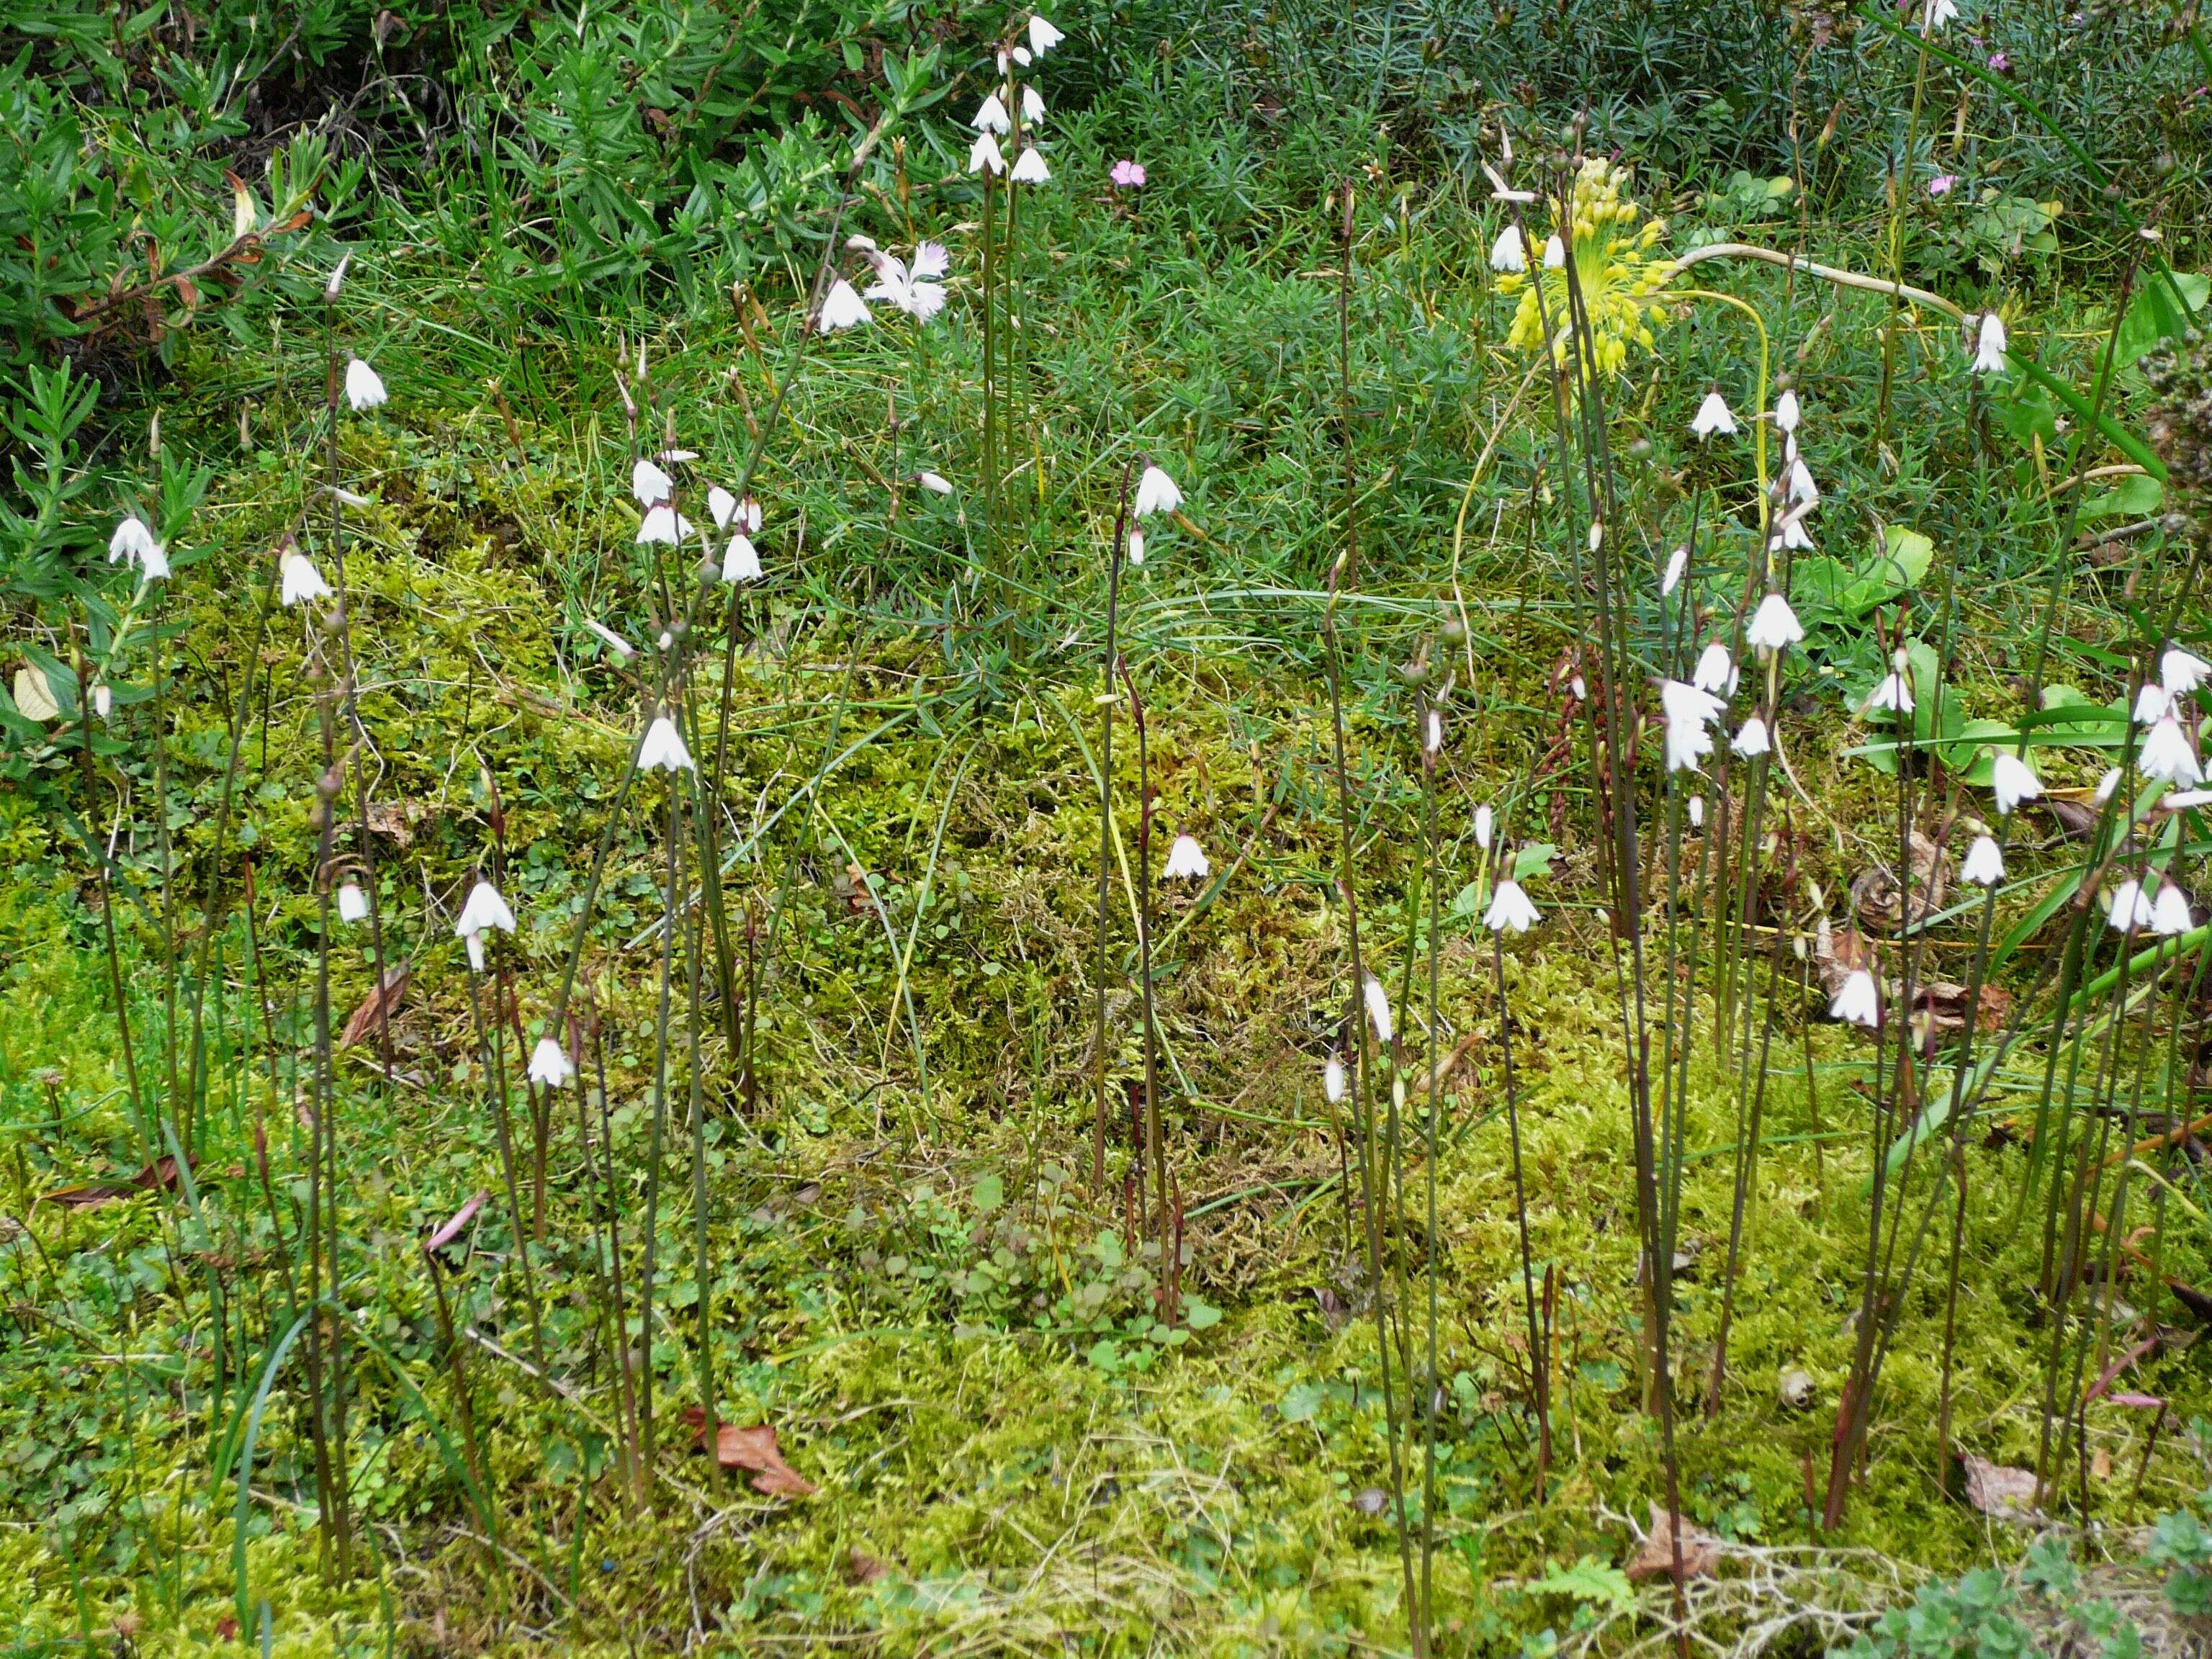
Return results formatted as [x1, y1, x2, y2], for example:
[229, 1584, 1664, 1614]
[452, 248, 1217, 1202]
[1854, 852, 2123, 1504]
[1109, 158, 1146, 189]
[1928, 174, 1958, 197]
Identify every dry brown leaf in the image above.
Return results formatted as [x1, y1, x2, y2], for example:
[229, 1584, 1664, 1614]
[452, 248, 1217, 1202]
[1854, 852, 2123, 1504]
[1627, 1503, 1723, 1582]
[365, 801, 418, 845]
[1961, 1455, 2038, 1519]
[341, 963, 410, 1048]
[43, 1154, 185, 1210]
[1815, 920, 1877, 995]
[845, 1547, 888, 1584]
[685, 1412, 816, 1496]
[1850, 832, 1947, 930]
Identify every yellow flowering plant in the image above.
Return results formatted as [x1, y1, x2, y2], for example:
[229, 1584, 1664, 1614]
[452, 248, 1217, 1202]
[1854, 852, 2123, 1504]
[1498, 156, 1673, 377]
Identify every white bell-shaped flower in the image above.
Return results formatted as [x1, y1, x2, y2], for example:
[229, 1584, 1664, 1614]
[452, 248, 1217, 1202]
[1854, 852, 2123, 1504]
[1022, 85, 1046, 125]
[109, 516, 162, 572]
[1961, 835, 2005, 886]
[1127, 528, 1146, 566]
[1474, 804, 1494, 850]
[1484, 878, 1541, 935]
[2108, 878, 2157, 932]
[2154, 882, 2195, 937]
[1691, 640, 1735, 696]
[1691, 390, 1737, 439]
[528, 1037, 576, 1088]
[1660, 679, 1726, 773]
[2140, 716, 2203, 786]
[1028, 13, 1064, 53]
[1731, 715, 1771, 758]
[1162, 835, 1209, 881]
[969, 132, 1006, 176]
[916, 472, 955, 495]
[631, 457, 673, 506]
[972, 93, 1011, 134]
[1972, 310, 2009, 375]
[1991, 751, 2041, 815]
[279, 549, 331, 607]
[721, 534, 762, 584]
[2164, 647, 2211, 698]
[817, 278, 872, 332]
[635, 503, 696, 545]
[338, 881, 369, 922]
[2136, 683, 2173, 726]
[1010, 146, 1051, 185]
[455, 880, 516, 938]
[1662, 546, 1687, 595]
[1133, 464, 1182, 518]
[639, 714, 696, 773]
[1830, 969, 1880, 1028]
[1488, 224, 1526, 273]
[1323, 1054, 1346, 1105]
[345, 357, 387, 411]
[1774, 388, 1801, 434]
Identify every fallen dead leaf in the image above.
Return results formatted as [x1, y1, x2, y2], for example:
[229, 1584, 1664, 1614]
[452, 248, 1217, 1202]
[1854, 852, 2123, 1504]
[1961, 1455, 2038, 1519]
[1850, 831, 1948, 930]
[43, 1154, 186, 1210]
[1815, 919, 1877, 997]
[365, 801, 420, 845]
[1627, 1503, 1723, 1582]
[845, 1547, 888, 1584]
[685, 1411, 817, 1496]
[341, 962, 410, 1048]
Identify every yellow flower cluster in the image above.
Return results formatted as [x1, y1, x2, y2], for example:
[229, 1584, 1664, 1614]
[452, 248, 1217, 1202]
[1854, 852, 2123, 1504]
[1497, 157, 1673, 377]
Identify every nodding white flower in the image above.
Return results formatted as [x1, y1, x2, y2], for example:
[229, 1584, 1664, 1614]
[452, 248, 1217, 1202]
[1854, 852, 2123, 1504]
[344, 357, 387, 411]
[639, 714, 696, 773]
[636, 503, 696, 544]
[736, 495, 764, 534]
[2135, 683, 2173, 726]
[1662, 546, 1688, 595]
[1163, 834, 1209, 880]
[1424, 708, 1444, 755]
[1774, 388, 1801, 434]
[1127, 528, 1146, 566]
[1686, 795, 1706, 829]
[1660, 679, 1727, 773]
[109, 516, 163, 575]
[1990, 750, 2041, 814]
[466, 932, 486, 973]
[1691, 390, 1737, 438]
[1786, 456, 1820, 507]
[325, 252, 351, 301]
[1830, 968, 1880, 1028]
[1732, 715, 1771, 757]
[631, 457, 674, 506]
[92, 683, 112, 719]
[583, 618, 634, 660]
[916, 471, 955, 495]
[1924, 0, 1959, 30]
[529, 1037, 576, 1088]
[1542, 234, 1566, 269]
[973, 93, 1011, 134]
[1691, 640, 1735, 696]
[1027, 12, 1064, 54]
[1010, 146, 1051, 185]
[2163, 647, 2211, 698]
[817, 277, 872, 331]
[1866, 652, 1915, 716]
[1022, 85, 1046, 125]
[969, 132, 1006, 176]
[1972, 311, 2009, 375]
[2108, 878, 2157, 932]
[1489, 224, 1527, 273]
[1133, 464, 1182, 518]
[1485, 878, 1542, 934]
[721, 534, 762, 584]
[2095, 766, 2123, 804]
[2140, 716, 2203, 786]
[279, 548, 331, 606]
[2154, 881, 2195, 937]
[708, 485, 739, 529]
[1961, 835, 2005, 886]
[1775, 511, 1817, 554]
[1746, 592, 1804, 652]
[338, 881, 369, 923]
[1362, 974, 1394, 1044]
[1474, 804, 1494, 851]
[456, 879, 516, 938]
[1323, 1054, 1347, 1105]
[912, 242, 950, 282]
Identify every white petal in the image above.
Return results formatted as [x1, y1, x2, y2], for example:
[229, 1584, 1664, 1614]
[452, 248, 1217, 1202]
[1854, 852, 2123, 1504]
[279, 550, 331, 607]
[631, 458, 674, 507]
[1323, 1056, 1346, 1104]
[817, 278, 872, 331]
[916, 471, 955, 495]
[1991, 752, 2041, 814]
[338, 883, 369, 923]
[1488, 225, 1526, 273]
[2163, 647, 2211, 698]
[1010, 147, 1051, 184]
[1027, 12, 1064, 53]
[721, 534, 762, 584]
[344, 357, 387, 411]
[1661, 546, 1687, 595]
[528, 1037, 576, 1088]
[911, 241, 950, 281]
[1961, 835, 2005, 886]
[640, 714, 696, 773]
[968, 132, 1006, 176]
[1133, 465, 1182, 518]
[1362, 975, 1393, 1045]
[972, 93, 1011, 134]
[1691, 391, 1736, 437]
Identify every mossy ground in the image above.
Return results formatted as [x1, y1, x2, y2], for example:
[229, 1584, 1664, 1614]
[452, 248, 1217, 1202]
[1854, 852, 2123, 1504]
[3, 62, 2207, 1657]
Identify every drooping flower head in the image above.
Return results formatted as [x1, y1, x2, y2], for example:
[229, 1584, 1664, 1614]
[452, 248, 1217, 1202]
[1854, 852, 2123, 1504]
[1485, 878, 1541, 935]
[2108, 878, 2157, 933]
[2140, 716, 2203, 786]
[639, 714, 696, 773]
[1362, 974, 1393, 1045]
[1163, 835, 1209, 881]
[338, 881, 369, 923]
[1745, 592, 1804, 653]
[972, 94, 1011, 135]
[1972, 311, 2010, 377]
[109, 516, 171, 581]
[1691, 390, 1737, 439]
[635, 504, 696, 545]
[721, 535, 762, 584]
[456, 879, 516, 939]
[1027, 13, 1064, 54]
[1660, 679, 1727, 773]
[817, 278, 872, 332]
[1961, 835, 2005, 886]
[1010, 147, 1051, 185]
[632, 457, 674, 507]
[279, 547, 332, 607]
[529, 1037, 576, 1088]
[1133, 464, 1182, 518]
[1496, 156, 1673, 377]
[2163, 647, 2210, 698]
[1990, 750, 2041, 815]
[1731, 715, 1771, 758]
[1691, 640, 1735, 697]
[1830, 968, 1880, 1028]
[969, 133, 1006, 176]
[1323, 1054, 1346, 1105]
[1488, 223, 1526, 273]
[2153, 882, 2195, 937]
[345, 357, 387, 411]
